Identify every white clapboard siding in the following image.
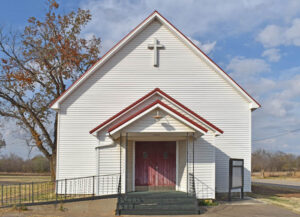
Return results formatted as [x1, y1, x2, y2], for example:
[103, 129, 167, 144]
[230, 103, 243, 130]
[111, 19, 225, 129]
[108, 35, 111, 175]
[57, 18, 252, 197]
[126, 141, 134, 192]
[178, 140, 187, 192]
[189, 132, 216, 199]
[96, 136, 126, 195]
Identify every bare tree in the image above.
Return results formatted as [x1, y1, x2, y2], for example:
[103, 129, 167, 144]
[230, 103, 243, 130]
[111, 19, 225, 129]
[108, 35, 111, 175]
[0, 132, 6, 150]
[252, 149, 300, 176]
[0, 0, 101, 180]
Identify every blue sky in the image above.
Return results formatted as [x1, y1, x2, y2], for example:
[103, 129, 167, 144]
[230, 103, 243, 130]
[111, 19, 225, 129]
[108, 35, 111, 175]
[1, 0, 300, 157]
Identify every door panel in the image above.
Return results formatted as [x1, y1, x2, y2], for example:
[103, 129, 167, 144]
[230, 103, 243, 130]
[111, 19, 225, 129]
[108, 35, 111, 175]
[135, 141, 176, 189]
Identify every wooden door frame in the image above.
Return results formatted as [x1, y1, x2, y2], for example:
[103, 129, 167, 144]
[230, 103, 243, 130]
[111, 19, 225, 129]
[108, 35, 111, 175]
[132, 140, 179, 191]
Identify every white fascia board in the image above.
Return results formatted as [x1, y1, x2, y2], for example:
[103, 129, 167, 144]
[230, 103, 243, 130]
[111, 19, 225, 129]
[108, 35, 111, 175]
[109, 104, 207, 136]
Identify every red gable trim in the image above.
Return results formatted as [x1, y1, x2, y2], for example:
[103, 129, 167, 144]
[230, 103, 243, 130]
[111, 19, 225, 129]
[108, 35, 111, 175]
[89, 88, 223, 134]
[50, 10, 260, 109]
[156, 89, 224, 134]
[49, 11, 157, 108]
[107, 100, 208, 133]
[89, 88, 158, 134]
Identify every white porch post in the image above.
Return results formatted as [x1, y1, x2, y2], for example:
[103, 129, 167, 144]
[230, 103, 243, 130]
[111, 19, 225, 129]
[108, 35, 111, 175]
[125, 132, 128, 194]
[186, 132, 189, 194]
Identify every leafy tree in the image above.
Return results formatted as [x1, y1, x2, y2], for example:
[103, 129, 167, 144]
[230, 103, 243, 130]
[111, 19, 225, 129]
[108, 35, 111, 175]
[0, 0, 101, 180]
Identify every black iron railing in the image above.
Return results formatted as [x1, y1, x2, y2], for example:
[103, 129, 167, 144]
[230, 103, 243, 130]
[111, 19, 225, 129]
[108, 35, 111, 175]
[116, 175, 125, 216]
[188, 173, 196, 197]
[0, 173, 120, 208]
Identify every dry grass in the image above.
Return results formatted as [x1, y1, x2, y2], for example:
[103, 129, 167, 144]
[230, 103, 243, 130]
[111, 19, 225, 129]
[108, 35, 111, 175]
[252, 171, 300, 179]
[0, 175, 51, 184]
[252, 176, 300, 182]
[0, 174, 95, 208]
[251, 183, 300, 214]
[0, 174, 53, 205]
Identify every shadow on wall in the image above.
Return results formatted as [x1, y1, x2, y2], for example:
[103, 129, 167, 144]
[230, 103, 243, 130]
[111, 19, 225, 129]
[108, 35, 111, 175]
[161, 122, 175, 131]
[215, 147, 251, 194]
[188, 136, 251, 199]
[192, 175, 215, 199]
[95, 135, 251, 199]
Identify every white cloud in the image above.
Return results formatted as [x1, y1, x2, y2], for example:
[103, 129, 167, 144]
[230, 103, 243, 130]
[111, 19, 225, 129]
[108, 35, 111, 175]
[80, 0, 300, 53]
[262, 48, 281, 62]
[199, 41, 217, 54]
[257, 18, 300, 47]
[189, 38, 216, 54]
[226, 57, 270, 81]
[256, 25, 283, 47]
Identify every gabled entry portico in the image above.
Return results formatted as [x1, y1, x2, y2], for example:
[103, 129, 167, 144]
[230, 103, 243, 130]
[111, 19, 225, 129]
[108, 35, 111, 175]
[91, 88, 222, 198]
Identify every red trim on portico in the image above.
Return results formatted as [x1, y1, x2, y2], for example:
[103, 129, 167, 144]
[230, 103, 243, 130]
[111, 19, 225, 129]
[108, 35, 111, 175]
[156, 89, 223, 134]
[89, 88, 222, 134]
[89, 88, 158, 134]
[107, 100, 209, 133]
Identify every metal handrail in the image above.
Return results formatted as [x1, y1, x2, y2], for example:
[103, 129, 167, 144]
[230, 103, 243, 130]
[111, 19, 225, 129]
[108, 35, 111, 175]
[116, 176, 122, 215]
[0, 173, 121, 208]
[188, 173, 197, 197]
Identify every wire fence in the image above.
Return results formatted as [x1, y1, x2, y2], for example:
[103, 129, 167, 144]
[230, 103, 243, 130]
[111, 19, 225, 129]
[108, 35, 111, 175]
[0, 173, 120, 208]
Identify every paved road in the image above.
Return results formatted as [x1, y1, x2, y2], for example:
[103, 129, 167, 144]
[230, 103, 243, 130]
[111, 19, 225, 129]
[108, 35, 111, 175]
[253, 178, 300, 190]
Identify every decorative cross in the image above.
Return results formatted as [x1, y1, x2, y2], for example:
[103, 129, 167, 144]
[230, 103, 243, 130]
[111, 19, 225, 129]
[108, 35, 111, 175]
[148, 38, 164, 67]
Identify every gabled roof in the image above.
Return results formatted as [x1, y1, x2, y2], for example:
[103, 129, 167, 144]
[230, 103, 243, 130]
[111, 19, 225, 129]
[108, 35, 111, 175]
[50, 10, 260, 110]
[107, 100, 208, 135]
[90, 88, 223, 135]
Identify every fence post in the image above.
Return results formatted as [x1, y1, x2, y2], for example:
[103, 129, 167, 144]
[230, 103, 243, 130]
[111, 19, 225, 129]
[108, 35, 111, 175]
[19, 184, 21, 205]
[92, 176, 95, 199]
[31, 182, 34, 203]
[65, 179, 67, 200]
[1, 184, 3, 206]
[55, 180, 58, 204]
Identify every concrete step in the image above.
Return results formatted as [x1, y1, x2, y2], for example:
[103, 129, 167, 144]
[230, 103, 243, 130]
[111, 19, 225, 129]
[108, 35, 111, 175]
[120, 209, 199, 215]
[116, 191, 200, 215]
[120, 203, 197, 210]
[120, 197, 196, 204]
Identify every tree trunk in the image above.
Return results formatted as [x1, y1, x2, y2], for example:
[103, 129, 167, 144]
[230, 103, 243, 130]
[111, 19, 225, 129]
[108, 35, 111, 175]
[261, 169, 265, 178]
[50, 153, 56, 181]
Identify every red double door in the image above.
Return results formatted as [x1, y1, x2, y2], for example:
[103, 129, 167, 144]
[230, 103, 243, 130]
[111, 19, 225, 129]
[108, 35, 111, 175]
[135, 141, 176, 189]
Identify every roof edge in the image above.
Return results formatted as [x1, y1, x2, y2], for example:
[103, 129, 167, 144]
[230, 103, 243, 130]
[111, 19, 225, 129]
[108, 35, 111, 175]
[50, 11, 158, 109]
[107, 99, 209, 134]
[50, 10, 260, 110]
[90, 88, 223, 135]
[153, 11, 261, 108]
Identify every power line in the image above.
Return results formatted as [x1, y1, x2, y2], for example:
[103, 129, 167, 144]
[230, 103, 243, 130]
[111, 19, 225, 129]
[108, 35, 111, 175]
[252, 128, 300, 142]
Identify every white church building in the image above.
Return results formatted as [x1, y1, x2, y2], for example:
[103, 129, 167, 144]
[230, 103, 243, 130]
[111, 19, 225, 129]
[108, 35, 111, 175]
[50, 11, 260, 201]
